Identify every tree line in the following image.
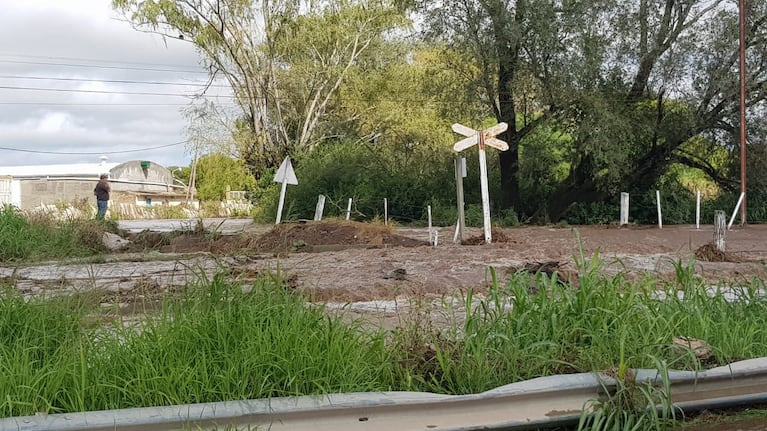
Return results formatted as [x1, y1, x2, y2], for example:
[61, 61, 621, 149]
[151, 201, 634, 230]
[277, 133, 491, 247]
[114, 0, 767, 222]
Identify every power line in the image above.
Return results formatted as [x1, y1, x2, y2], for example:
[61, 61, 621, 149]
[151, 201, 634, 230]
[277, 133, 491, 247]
[0, 74, 230, 89]
[0, 141, 188, 155]
[0, 59, 208, 74]
[0, 102, 237, 106]
[0, 85, 237, 98]
[0, 52, 204, 71]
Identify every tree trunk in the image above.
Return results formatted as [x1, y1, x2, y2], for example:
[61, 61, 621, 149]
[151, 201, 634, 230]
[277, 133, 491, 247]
[498, 131, 520, 210]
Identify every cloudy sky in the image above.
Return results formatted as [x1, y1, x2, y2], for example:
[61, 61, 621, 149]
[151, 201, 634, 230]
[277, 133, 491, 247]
[0, 0, 227, 168]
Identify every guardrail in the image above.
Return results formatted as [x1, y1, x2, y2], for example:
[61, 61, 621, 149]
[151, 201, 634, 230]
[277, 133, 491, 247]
[3, 358, 767, 431]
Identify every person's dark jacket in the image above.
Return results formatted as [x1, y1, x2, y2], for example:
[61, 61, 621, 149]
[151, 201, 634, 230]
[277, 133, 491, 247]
[94, 181, 110, 201]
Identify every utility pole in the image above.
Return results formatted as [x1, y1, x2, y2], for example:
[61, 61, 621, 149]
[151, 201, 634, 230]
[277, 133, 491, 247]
[739, 0, 747, 225]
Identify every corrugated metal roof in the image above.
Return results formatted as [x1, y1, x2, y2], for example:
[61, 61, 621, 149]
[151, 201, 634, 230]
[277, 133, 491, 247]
[0, 162, 120, 178]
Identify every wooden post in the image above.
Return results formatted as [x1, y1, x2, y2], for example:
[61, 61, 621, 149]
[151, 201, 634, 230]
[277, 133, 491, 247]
[427, 205, 433, 245]
[345, 198, 353, 221]
[656, 190, 663, 229]
[696, 191, 701, 230]
[314, 195, 326, 221]
[454, 157, 465, 243]
[384, 198, 388, 225]
[620, 192, 629, 226]
[714, 210, 726, 251]
[275, 177, 288, 224]
[478, 134, 492, 244]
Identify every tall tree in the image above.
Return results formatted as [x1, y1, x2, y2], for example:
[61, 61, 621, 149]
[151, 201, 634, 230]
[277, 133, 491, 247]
[418, 0, 767, 220]
[113, 0, 405, 172]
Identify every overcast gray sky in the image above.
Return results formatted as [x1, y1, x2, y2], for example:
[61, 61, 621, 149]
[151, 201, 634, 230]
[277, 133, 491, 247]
[0, 0, 226, 168]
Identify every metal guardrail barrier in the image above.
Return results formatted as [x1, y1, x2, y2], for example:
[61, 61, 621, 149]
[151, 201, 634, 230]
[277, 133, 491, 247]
[3, 358, 767, 431]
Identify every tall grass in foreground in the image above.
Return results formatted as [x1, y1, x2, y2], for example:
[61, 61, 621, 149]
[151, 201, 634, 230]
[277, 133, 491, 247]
[0, 206, 109, 261]
[394, 249, 767, 395]
[3, 253, 767, 429]
[0, 276, 396, 417]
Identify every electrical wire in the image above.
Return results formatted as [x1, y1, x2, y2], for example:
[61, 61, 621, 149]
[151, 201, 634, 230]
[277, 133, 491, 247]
[0, 74, 230, 88]
[0, 141, 187, 155]
[0, 59, 208, 74]
[0, 85, 236, 98]
[0, 52, 203, 71]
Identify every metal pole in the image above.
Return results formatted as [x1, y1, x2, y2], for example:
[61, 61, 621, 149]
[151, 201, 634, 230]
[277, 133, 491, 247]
[739, 0, 747, 225]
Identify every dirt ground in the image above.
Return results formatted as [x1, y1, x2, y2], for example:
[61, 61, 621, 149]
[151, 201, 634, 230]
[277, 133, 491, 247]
[5, 220, 766, 312]
[142, 220, 767, 303]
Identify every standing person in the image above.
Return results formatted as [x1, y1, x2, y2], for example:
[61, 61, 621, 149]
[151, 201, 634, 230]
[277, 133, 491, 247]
[94, 174, 110, 219]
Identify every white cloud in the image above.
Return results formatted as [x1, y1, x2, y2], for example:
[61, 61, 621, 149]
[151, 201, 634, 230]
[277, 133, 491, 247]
[0, 0, 213, 167]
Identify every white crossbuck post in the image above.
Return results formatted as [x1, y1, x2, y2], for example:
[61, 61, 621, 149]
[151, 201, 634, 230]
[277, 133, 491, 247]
[452, 122, 509, 244]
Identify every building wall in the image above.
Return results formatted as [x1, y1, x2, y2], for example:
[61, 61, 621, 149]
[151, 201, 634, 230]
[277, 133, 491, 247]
[19, 179, 95, 209]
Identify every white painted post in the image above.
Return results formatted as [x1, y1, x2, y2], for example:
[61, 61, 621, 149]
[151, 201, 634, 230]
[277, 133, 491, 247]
[345, 198, 353, 221]
[433, 230, 439, 247]
[313, 195, 326, 221]
[273, 157, 298, 225]
[714, 210, 726, 251]
[620, 192, 629, 226]
[478, 139, 492, 244]
[427, 205, 433, 245]
[384, 198, 388, 225]
[656, 190, 663, 229]
[454, 219, 460, 243]
[275, 177, 288, 224]
[696, 191, 701, 230]
[727, 192, 745, 230]
[454, 157, 465, 243]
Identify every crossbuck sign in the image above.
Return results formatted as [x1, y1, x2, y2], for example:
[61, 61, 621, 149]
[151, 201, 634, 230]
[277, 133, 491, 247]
[452, 122, 509, 244]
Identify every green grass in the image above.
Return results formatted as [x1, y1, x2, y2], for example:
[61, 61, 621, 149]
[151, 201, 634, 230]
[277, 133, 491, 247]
[0, 206, 111, 261]
[2, 247, 767, 430]
[0, 275, 396, 417]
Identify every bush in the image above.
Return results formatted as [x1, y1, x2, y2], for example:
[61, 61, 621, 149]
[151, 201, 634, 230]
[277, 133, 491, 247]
[0, 207, 108, 261]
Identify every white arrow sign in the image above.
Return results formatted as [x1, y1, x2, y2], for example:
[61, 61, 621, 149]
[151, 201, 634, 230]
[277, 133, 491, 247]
[273, 157, 298, 224]
[273, 157, 298, 185]
[451, 122, 509, 244]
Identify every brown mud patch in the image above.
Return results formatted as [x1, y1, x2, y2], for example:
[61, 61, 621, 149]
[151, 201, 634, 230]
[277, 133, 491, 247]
[695, 242, 744, 263]
[249, 220, 428, 253]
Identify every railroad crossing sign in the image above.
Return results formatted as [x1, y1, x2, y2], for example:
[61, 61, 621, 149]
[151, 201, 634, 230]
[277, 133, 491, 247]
[452, 122, 509, 244]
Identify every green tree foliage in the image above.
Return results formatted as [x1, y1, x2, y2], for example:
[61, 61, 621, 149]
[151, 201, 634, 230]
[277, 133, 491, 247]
[113, 0, 407, 172]
[417, 0, 767, 221]
[194, 153, 256, 201]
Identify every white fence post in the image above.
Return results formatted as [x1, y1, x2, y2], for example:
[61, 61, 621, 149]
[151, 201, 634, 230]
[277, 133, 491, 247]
[656, 190, 663, 229]
[620, 192, 629, 226]
[314, 195, 326, 221]
[728, 192, 745, 230]
[696, 191, 701, 230]
[345, 198, 353, 221]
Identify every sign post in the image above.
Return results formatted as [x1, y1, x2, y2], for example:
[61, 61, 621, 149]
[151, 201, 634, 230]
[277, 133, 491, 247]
[273, 157, 298, 224]
[452, 122, 509, 244]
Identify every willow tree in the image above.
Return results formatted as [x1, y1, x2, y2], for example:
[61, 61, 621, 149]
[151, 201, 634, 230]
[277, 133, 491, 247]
[113, 0, 406, 172]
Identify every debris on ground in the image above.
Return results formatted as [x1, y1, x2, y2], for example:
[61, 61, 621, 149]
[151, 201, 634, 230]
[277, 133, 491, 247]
[694, 242, 742, 263]
[250, 221, 428, 253]
[673, 336, 712, 360]
[462, 229, 511, 245]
